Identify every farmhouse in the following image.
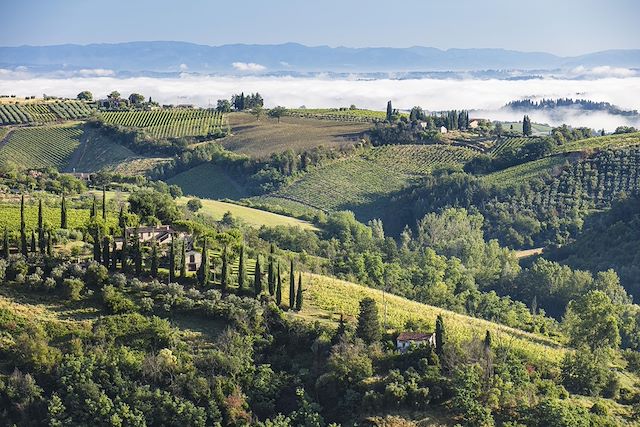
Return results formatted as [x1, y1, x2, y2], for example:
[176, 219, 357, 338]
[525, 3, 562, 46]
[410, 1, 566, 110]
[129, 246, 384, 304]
[439, 126, 448, 134]
[396, 332, 436, 352]
[468, 120, 479, 129]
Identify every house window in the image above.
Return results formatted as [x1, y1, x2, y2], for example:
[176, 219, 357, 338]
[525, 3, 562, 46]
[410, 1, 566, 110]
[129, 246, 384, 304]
[190, 255, 195, 263]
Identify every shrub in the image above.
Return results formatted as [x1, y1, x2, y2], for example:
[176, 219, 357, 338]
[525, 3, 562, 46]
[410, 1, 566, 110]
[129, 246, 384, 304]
[102, 285, 136, 314]
[187, 198, 203, 212]
[62, 278, 84, 301]
[85, 262, 108, 288]
[560, 350, 609, 396]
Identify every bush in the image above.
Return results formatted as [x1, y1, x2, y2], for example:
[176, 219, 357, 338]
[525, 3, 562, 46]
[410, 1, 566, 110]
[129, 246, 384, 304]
[187, 198, 203, 212]
[102, 285, 136, 314]
[62, 278, 84, 301]
[561, 350, 609, 396]
[85, 262, 108, 288]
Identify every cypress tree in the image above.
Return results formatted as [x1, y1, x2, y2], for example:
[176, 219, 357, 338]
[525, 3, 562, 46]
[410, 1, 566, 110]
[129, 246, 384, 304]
[435, 314, 445, 356]
[60, 195, 67, 229]
[150, 241, 158, 278]
[2, 229, 9, 259]
[332, 314, 347, 345]
[102, 186, 107, 221]
[295, 272, 303, 311]
[275, 263, 282, 305]
[253, 256, 262, 298]
[134, 235, 142, 276]
[221, 245, 228, 292]
[46, 231, 52, 257]
[180, 239, 187, 278]
[37, 199, 44, 252]
[102, 236, 110, 267]
[238, 245, 245, 291]
[30, 230, 36, 253]
[121, 229, 128, 272]
[484, 330, 492, 351]
[110, 238, 117, 270]
[267, 243, 275, 295]
[90, 195, 96, 219]
[197, 237, 209, 285]
[118, 205, 126, 229]
[356, 297, 381, 344]
[522, 115, 532, 136]
[386, 100, 393, 122]
[93, 230, 101, 262]
[20, 195, 27, 256]
[169, 238, 176, 283]
[289, 259, 295, 309]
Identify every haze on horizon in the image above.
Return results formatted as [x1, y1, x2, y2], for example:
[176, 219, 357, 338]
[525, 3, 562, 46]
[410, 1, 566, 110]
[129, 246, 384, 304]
[2, 0, 639, 56]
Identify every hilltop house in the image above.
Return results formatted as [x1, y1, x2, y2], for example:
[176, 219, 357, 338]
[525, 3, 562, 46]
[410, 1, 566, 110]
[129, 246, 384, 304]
[439, 126, 448, 134]
[396, 332, 436, 352]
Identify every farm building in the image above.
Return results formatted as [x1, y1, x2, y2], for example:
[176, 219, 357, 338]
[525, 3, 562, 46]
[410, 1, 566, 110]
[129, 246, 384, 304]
[439, 126, 448, 134]
[396, 332, 436, 352]
[468, 120, 479, 129]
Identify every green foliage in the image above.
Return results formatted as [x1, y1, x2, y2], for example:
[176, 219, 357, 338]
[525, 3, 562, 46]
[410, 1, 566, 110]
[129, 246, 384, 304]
[0, 100, 94, 125]
[564, 290, 620, 351]
[356, 297, 381, 344]
[128, 189, 180, 224]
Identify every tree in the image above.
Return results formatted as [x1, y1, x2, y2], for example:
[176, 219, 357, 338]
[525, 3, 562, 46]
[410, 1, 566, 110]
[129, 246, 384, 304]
[101, 186, 107, 221]
[110, 238, 117, 270]
[251, 105, 263, 121]
[90, 195, 96, 219]
[37, 199, 45, 253]
[221, 245, 228, 292]
[295, 272, 303, 311]
[134, 232, 142, 276]
[268, 243, 275, 296]
[102, 236, 110, 267]
[493, 122, 503, 136]
[2, 229, 9, 259]
[169, 239, 176, 283]
[254, 256, 262, 298]
[275, 263, 282, 305]
[108, 91, 121, 100]
[564, 290, 621, 351]
[268, 106, 287, 123]
[386, 100, 393, 122]
[216, 99, 232, 113]
[128, 93, 145, 105]
[435, 315, 445, 355]
[47, 231, 53, 257]
[180, 239, 186, 279]
[522, 115, 532, 136]
[30, 230, 36, 253]
[121, 229, 128, 272]
[20, 195, 27, 256]
[60, 195, 67, 229]
[93, 230, 101, 262]
[77, 91, 93, 101]
[237, 245, 245, 291]
[150, 241, 159, 278]
[186, 198, 202, 212]
[356, 297, 381, 344]
[197, 238, 209, 285]
[289, 259, 295, 309]
[118, 205, 126, 229]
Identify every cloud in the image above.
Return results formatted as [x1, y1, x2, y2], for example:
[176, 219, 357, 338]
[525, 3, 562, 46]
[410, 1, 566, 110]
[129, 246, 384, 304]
[179, 63, 189, 71]
[78, 69, 115, 77]
[568, 65, 637, 78]
[232, 62, 266, 72]
[1, 74, 638, 131]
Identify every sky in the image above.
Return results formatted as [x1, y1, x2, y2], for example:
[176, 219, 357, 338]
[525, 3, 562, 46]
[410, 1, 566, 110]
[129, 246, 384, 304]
[1, 0, 638, 56]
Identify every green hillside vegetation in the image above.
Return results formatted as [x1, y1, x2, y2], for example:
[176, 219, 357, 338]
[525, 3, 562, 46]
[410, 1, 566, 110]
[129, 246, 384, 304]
[286, 107, 389, 122]
[0, 124, 83, 170]
[99, 109, 226, 139]
[0, 100, 95, 125]
[482, 153, 574, 187]
[498, 121, 553, 135]
[167, 163, 248, 199]
[0, 202, 118, 231]
[255, 144, 476, 218]
[177, 197, 318, 230]
[489, 136, 540, 157]
[554, 131, 640, 154]
[64, 124, 141, 172]
[222, 112, 370, 157]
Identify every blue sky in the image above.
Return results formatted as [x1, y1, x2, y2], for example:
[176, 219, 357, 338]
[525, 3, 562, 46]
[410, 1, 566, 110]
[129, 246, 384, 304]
[2, 0, 638, 55]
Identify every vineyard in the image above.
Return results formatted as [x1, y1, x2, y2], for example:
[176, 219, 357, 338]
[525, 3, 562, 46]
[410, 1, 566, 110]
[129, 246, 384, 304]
[100, 109, 227, 139]
[482, 154, 572, 188]
[489, 136, 539, 157]
[0, 203, 118, 231]
[554, 131, 640, 154]
[285, 108, 390, 122]
[167, 163, 248, 200]
[0, 101, 95, 125]
[0, 124, 83, 170]
[256, 144, 476, 216]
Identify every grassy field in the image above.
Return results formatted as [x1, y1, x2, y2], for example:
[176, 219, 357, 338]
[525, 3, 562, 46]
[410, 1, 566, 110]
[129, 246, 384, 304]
[482, 154, 574, 188]
[253, 144, 476, 216]
[498, 121, 552, 136]
[64, 125, 140, 172]
[289, 273, 564, 364]
[222, 112, 370, 158]
[177, 197, 318, 230]
[100, 109, 226, 139]
[167, 163, 248, 199]
[0, 123, 83, 170]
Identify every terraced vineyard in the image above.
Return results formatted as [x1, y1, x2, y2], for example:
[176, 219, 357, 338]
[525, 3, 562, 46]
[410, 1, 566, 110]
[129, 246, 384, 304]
[286, 108, 389, 122]
[100, 109, 226, 138]
[489, 136, 538, 157]
[0, 101, 95, 125]
[255, 144, 476, 215]
[0, 124, 82, 169]
[482, 154, 572, 188]
[554, 131, 640, 154]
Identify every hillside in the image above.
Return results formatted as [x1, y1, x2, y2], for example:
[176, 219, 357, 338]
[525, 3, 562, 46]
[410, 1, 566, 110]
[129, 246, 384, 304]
[167, 163, 248, 199]
[0, 100, 95, 125]
[252, 144, 476, 220]
[222, 112, 370, 158]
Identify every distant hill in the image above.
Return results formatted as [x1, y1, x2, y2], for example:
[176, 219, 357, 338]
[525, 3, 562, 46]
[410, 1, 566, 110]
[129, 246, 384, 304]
[1, 42, 639, 73]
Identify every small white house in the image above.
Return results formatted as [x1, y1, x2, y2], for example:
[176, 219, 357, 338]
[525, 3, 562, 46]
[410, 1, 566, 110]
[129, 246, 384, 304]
[468, 120, 479, 129]
[396, 332, 436, 353]
[439, 126, 448, 134]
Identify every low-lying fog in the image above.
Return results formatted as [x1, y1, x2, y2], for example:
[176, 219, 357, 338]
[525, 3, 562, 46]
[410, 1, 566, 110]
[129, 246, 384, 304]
[2, 74, 639, 131]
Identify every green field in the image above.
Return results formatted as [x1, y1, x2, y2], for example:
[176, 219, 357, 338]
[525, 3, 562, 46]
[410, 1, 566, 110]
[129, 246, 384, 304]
[0, 100, 95, 125]
[167, 163, 248, 199]
[64, 125, 141, 172]
[0, 202, 118, 231]
[498, 121, 552, 136]
[489, 136, 539, 157]
[254, 144, 476, 215]
[554, 131, 640, 154]
[223, 112, 370, 158]
[177, 197, 318, 230]
[482, 154, 573, 188]
[0, 124, 83, 170]
[100, 109, 226, 139]
[286, 108, 390, 122]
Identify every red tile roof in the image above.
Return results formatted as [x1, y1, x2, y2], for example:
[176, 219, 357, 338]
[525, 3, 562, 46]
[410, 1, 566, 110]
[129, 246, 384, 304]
[397, 332, 434, 341]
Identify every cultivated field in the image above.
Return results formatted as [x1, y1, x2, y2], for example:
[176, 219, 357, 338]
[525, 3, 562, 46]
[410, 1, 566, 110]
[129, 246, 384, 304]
[554, 131, 640, 154]
[482, 154, 573, 188]
[285, 108, 389, 122]
[167, 163, 248, 199]
[100, 109, 226, 139]
[0, 124, 83, 170]
[176, 197, 318, 230]
[0, 203, 118, 231]
[0, 100, 95, 125]
[222, 112, 370, 157]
